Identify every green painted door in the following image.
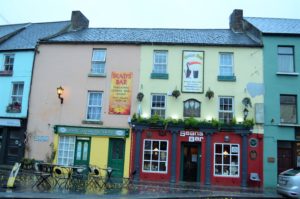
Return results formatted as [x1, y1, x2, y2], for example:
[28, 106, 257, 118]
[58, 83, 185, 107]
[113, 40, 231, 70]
[74, 137, 90, 166]
[108, 138, 125, 177]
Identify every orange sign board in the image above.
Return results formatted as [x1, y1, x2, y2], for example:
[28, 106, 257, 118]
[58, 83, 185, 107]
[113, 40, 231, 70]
[109, 72, 133, 115]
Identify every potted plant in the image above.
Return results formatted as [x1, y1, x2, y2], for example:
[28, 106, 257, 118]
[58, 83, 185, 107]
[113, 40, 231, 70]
[242, 97, 252, 108]
[172, 89, 181, 99]
[6, 102, 21, 113]
[205, 88, 214, 100]
[137, 92, 144, 102]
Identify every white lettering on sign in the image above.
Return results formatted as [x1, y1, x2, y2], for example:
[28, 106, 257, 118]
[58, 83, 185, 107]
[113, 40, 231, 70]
[180, 130, 204, 142]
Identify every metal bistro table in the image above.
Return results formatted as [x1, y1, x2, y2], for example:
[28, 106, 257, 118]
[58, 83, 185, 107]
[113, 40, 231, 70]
[101, 167, 118, 188]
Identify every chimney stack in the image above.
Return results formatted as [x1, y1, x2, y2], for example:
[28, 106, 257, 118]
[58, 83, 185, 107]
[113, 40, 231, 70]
[230, 9, 244, 33]
[71, 11, 89, 30]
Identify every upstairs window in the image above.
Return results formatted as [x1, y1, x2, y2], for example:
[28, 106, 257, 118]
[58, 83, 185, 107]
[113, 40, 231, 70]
[3, 54, 14, 72]
[91, 49, 106, 74]
[153, 51, 167, 74]
[183, 99, 201, 117]
[278, 46, 294, 73]
[86, 91, 102, 121]
[219, 97, 234, 123]
[219, 53, 234, 76]
[11, 82, 24, 105]
[151, 94, 166, 118]
[280, 95, 297, 124]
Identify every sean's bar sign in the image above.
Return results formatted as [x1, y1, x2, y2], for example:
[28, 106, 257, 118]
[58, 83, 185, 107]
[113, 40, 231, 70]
[180, 130, 204, 142]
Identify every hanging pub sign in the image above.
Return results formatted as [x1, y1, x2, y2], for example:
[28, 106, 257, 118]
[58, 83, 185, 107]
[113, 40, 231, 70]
[180, 130, 204, 142]
[109, 72, 133, 115]
[181, 51, 204, 93]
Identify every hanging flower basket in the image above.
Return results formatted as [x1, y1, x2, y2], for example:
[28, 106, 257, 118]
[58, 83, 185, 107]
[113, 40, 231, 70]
[205, 88, 214, 100]
[242, 97, 252, 108]
[137, 92, 144, 102]
[172, 89, 181, 98]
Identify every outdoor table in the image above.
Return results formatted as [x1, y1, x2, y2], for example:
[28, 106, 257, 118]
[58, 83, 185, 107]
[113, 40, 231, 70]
[32, 163, 55, 189]
[101, 167, 118, 188]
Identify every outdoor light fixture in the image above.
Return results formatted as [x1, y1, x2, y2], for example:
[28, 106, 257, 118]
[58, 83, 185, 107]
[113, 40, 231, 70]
[243, 108, 249, 120]
[56, 86, 64, 104]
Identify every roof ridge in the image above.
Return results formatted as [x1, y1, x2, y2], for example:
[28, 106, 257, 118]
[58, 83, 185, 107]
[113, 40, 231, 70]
[85, 27, 231, 31]
[245, 16, 300, 21]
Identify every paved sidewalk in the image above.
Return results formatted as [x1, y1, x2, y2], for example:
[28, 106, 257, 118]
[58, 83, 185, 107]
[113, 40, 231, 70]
[0, 181, 283, 198]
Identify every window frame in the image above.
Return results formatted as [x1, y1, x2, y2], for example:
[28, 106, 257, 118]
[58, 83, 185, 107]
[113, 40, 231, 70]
[86, 91, 103, 121]
[11, 82, 24, 105]
[219, 52, 234, 76]
[91, 49, 107, 74]
[3, 54, 14, 72]
[57, 136, 76, 166]
[280, 94, 297, 124]
[142, 139, 168, 173]
[218, 96, 234, 123]
[277, 46, 295, 73]
[153, 50, 168, 74]
[151, 94, 167, 118]
[183, 99, 201, 118]
[214, 143, 240, 177]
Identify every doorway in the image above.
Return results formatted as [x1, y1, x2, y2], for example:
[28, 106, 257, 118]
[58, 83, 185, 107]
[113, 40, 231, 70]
[108, 138, 125, 178]
[74, 137, 90, 166]
[180, 142, 201, 182]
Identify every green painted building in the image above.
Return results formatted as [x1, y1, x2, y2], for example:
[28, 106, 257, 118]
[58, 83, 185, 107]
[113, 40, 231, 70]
[232, 9, 300, 188]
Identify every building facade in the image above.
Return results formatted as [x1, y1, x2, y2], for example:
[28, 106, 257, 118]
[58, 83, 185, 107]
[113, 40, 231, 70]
[243, 14, 300, 188]
[27, 34, 141, 177]
[0, 19, 76, 165]
[130, 28, 264, 187]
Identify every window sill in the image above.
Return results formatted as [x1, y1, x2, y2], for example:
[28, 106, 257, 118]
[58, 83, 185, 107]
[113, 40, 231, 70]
[88, 73, 106, 77]
[278, 123, 300, 127]
[217, 75, 236, 81]
[82, 120, 103, 125]
[6, 110, 21, 113]
[0, 71, 13, 76]
[150, 73, 169, 79]
[276, 72, 299, 76]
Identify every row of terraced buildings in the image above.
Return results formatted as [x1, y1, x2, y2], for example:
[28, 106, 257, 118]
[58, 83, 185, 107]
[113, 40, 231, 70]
[0, 9, 300, 188]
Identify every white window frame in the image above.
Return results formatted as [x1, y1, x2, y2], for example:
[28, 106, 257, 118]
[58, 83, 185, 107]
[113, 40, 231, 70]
[278, 46, 294, 73]
[219, 52, 234, 76]
[3, 54, 14, 72]
[91, 49, 106, 74]
[218, 96, 234, 123]
[142, 139, 168, 173]
[57, 136, 76, 166]
[86, 91, 103, 121]
[153, 50, 168, 74]
[151, 94, 166, 118]
[11, 82, 24, 105]
[214, 143, 240, 177]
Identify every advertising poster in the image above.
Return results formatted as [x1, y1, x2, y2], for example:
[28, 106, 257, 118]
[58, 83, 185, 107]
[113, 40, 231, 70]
[182, 51, 204, 93]
[109, 72, 133, 115]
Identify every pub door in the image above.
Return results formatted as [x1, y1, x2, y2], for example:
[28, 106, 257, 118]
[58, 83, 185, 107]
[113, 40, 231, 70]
[180, 142, 201, 182]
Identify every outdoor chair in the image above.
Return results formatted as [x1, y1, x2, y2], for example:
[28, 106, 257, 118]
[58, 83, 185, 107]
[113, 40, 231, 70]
[53, 166, 70, 189]
[32, 162, 52, 190]
[88, 165, 103, 190]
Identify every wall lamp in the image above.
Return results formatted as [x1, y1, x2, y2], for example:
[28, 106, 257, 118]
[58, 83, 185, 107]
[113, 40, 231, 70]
[56, 86, 64, 104]
[243, 108, 249, 120]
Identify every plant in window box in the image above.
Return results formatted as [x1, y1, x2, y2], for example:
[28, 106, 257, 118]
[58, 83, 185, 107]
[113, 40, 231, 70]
[172, 89, 181, 99]
[205, 88, 214, 100]
[6, 102, 21, 113]
[137, 92, 144, 102]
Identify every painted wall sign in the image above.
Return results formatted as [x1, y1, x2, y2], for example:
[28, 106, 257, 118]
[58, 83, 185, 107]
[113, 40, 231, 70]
[0, 118, 21, 127]
[34, 135, 49, 142]
[181, 51, 204, 93]
[109, 72, 133, 115]
[180, 130, 204, 142]
[55, 126, 129, 137]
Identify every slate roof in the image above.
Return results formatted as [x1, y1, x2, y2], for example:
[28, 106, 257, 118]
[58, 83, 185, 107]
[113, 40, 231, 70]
[245, 17, 300, 34]
[45, 28, 261, 46]
[0, 21, 71, 51]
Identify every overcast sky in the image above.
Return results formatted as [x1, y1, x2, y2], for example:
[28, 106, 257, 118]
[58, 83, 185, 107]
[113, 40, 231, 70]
[1, 0, 300, 29]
